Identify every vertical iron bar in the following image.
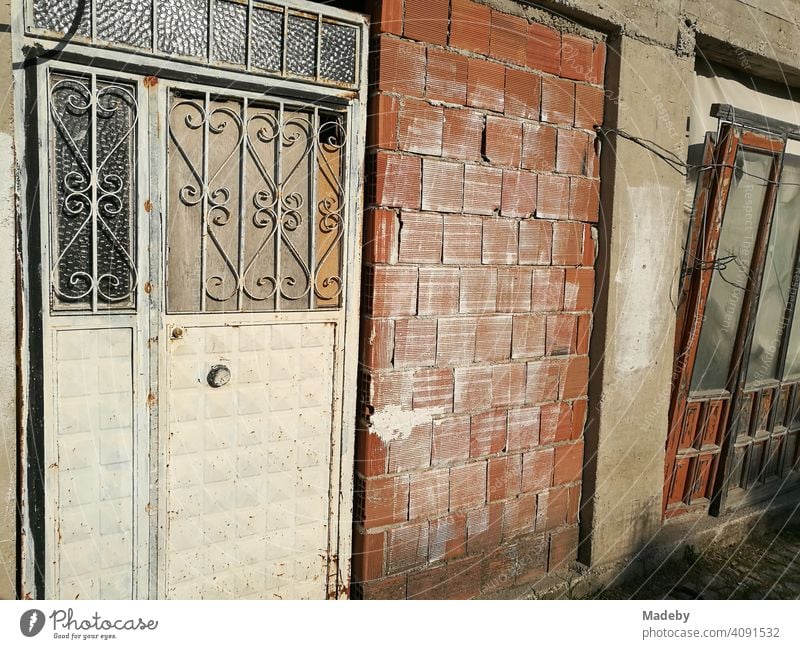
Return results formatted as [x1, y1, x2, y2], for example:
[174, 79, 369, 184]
[315, 15, 322, 83]
[340, 110, 349, 309]
[246, 0, 253, 71]
[237, 97, 247, 311]
[208, 0, 215, 63]
[90, 74, 98, 313]
[281, 8, 288, 77]
[309, 107, 318, 309]
[91, 0, 96, 41]
[200, 92, 210, 312]
[275, 101, 283, 311]
[151, 0, 158, 52]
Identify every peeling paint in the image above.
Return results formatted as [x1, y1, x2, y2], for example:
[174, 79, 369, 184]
[369, 405, 439, 443]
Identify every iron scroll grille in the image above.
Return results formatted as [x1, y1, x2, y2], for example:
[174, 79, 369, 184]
[166, 90, 347, 312]
[48, 71, 139, 312]
[28, 0, 360, 89]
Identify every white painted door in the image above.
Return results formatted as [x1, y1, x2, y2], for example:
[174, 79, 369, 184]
[37, 62, 362, 600]
[163, 323, 336, 598]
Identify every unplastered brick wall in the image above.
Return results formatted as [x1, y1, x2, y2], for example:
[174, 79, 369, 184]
[353, 0, 604, 599]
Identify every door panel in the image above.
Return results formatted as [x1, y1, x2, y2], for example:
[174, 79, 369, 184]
[163, 323, 336, 599]
[52, 328, 136, 599]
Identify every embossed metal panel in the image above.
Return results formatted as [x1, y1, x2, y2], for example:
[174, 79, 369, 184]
[163, 323, 335, 599]
[53, 328, 135, 599]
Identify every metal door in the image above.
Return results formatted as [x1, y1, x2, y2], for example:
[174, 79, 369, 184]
[24, 1, 366, 599]
[158, 86, 352, 599]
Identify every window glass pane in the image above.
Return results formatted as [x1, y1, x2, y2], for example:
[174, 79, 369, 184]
[747, 160, 800, 383]
[157, 0, 208, 58]
[320, 22, 357, 84]
[691, 149, 774, 392]
[779, 163, 800, 378]
[212, 0, 247, 65]
[97, 0, 152, 48]
[286, 14, 317, 77]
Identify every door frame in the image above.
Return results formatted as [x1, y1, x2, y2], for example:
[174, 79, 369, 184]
[12, 0, 369, 599]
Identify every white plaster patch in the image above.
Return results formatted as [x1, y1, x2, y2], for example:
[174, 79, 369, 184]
[612, 185, 680, 373]
[369, 405, 438, 443]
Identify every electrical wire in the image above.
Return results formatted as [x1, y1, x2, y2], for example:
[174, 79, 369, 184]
[596, 126, 800, 187]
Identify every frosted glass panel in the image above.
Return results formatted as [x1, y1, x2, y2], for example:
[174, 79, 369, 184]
[691, 150, 774, 392]
[748, 162, 800, 383]
[157, 0, 208, 57]
[212, 0, 247, 65]
[286, 14, 316, 77]
[251, 6, 283, 72]
[97, 0, 152, 48]
[33, 0, 91, 36]
[320, 22, 356, 84]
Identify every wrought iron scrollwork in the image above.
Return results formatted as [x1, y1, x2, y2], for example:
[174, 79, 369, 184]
[167, 92, 348, 313]
[315, 117, 346, 302]
[49, 73, 139, 311]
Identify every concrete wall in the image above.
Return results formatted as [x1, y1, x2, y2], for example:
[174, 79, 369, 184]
[0, 0, 16, 600]
[582, 35, 692, 566]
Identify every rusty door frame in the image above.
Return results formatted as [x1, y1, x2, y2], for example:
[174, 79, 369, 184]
[666, 123, 788, 517]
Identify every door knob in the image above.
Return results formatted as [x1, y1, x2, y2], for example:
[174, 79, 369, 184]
[207, 364, 231, 387]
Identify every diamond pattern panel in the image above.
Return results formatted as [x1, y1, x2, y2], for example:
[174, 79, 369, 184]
[164, 322, 335, 599]
[54, 328, 135, 599]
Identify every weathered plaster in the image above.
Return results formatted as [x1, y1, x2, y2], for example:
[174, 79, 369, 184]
[0, 0, 17, 600]
[581, 35, 693, 567]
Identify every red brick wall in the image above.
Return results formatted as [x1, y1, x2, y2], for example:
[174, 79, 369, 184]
[353, 0, 604, 599]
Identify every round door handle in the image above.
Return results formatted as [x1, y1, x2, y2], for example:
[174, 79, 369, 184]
[207, 364, 231, 388]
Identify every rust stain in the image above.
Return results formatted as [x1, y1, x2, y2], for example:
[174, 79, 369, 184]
[144, 199, 153, 213]
[147, 392, 157, 408]
[143, 76, 159, 88]
[144, 281, 153, 294]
